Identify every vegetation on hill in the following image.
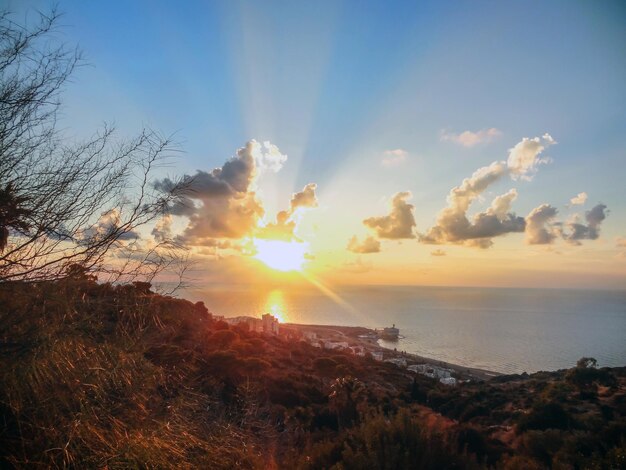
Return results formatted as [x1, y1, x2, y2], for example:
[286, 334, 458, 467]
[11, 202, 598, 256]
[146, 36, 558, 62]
[1, 274, 625, 469]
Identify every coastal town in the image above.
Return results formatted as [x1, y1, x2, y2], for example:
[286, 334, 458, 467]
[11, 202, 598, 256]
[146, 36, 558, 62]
[217, 313, 499, 384]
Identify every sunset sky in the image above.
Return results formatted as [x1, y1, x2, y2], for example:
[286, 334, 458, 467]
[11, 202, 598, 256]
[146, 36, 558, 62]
[9, 0, 626, 289]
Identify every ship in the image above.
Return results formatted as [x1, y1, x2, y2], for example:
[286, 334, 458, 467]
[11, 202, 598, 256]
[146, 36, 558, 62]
[380, 323, 400, 341]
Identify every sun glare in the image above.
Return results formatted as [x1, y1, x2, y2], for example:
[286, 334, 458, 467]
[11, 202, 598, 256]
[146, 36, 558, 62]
[254, 239, 308, 272]
[265, 289, 287, 322]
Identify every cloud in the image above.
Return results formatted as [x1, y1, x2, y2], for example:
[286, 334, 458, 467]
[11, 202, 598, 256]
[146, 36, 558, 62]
[256, 183, 319, 242]
[562, 204, 608, 245]
[80, 209, 140, 243]
[154, 140, 287, 245]
[617, 237, 626, 248]
[347, 235, 381, 254]
[252, 140, 288, 173]
[525, 204, 558, 245]
[420, 134, 559, 248]
[570, 192, 588, 206]
[381, 149, 408, 167]
[430, 249, 446, 257]
[256, 210, 297, 241]
[363, 191, 416, 239]
[151, 214, 172, 242]
[290, 183, 318, 211]
[440, 128, 501, 147]
[506, 133, 555, 180]
[420, 164, 524, 248]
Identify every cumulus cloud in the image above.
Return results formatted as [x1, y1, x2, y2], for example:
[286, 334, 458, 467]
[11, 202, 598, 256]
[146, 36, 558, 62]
[570, 192, 588, 206]
[154, 140, 287, 246]
[253, 140, 288, 173]
[525, 204, 558, 245]
[80, 209, 140, 243]
[256, 210, 297, 241]
[290, 183, 318, 211]
[430, 249, 446, 257]
[256, 183, 319, 242]
[381, 149, 408, 167]
[562, 204, 608, 245]
[506, 133, 555, 180]
[347, 235, 381, 254]
[363, 191, 416, 239]
[419, 134, 561, 248]
[151, 214, 172, 243]
[440, 128, 501, 147]
[420, 164, 524, 248]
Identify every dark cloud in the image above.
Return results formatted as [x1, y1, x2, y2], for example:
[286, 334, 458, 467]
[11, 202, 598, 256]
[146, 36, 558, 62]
[153, 140, 287, 245]
[562, 204, 608, 245]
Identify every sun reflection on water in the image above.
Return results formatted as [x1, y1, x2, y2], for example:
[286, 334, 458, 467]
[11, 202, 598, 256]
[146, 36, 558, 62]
[264, 289, 287, 323]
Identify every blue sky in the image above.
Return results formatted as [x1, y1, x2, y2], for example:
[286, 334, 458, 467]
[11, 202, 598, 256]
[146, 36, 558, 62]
[5, 0, 626, 288]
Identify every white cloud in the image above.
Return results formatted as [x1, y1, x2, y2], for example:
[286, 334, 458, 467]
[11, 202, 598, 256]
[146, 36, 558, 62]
[420, 134, 558, 248]
[506, 133, 555, 180]
[381, 149, 408, 167]
[252, 140, 288, 173]
[525, 204, 558, 245]
[440, 128, 501, 147]
[570, 192, 588, 206]
[419, 163, 524, 248]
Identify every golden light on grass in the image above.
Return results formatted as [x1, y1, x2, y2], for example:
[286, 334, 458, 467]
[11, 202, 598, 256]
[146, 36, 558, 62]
[254, 239, 308, 272]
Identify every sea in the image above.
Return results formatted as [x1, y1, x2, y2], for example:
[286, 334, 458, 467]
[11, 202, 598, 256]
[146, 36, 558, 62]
[184, 285, 626, 375]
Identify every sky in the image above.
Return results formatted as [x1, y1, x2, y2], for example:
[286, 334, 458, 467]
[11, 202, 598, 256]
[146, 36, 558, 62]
[6, 0, 626, 289]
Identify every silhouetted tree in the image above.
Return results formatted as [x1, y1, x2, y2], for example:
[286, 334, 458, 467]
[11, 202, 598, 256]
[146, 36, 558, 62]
[0, 9, 188, 283]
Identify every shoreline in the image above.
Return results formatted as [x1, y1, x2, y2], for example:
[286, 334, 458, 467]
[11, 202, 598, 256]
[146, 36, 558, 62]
[284, 323, 502, 382]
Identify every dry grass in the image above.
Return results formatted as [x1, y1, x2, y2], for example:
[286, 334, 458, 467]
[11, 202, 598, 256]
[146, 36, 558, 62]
[0, 279, 267, 468]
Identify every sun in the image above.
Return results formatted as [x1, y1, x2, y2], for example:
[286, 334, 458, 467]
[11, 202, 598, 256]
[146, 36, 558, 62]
[254, 239, 308, 272]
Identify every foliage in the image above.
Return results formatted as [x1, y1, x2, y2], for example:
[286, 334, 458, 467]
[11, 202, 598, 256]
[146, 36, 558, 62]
[1, 278, 625, 468]
[0, 9, 188, 283]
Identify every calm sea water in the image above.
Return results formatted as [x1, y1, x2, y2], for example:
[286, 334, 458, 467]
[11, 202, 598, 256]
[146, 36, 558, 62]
[184, 285, 626, 374]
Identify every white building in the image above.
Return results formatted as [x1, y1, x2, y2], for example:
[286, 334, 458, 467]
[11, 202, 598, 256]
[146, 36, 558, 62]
[440, 377, 457, 386]
[385, 358, 407, 368]
[371, 351, 384, 361]
[408, 364, 453, 380]
[408, 364, 428, 374]
[323, 341, 349, 350]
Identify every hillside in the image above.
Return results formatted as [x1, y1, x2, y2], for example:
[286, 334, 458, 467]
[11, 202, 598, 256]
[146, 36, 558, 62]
[1, 274, 625, 469]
